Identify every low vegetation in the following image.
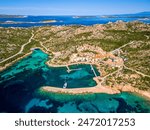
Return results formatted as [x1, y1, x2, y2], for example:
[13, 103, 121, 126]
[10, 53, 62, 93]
[0, 21, 150, 91]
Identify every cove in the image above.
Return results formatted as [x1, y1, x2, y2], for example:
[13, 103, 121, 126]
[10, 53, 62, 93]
[0, 49, 100, 89]
[0, 49, 150, 113]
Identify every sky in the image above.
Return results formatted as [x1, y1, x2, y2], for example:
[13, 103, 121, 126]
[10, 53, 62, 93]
[0, 0, 150, 15]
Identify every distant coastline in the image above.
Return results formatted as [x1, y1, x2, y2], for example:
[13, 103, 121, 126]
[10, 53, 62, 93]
[0, 14, 27, 18]
[0, 12, 150, 28]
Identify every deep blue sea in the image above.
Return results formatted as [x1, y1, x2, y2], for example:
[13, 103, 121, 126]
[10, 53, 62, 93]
[0, 49, 150, 113]
[0, 15, 150, 27]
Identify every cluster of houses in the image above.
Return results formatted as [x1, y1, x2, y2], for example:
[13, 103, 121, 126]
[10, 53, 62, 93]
[69, 44, 124, 68]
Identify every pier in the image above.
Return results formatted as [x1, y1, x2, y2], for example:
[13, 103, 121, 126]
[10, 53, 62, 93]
[66, 65, 82, 73]
[90, 64, 98, 77]
[66, 65, 71, 73]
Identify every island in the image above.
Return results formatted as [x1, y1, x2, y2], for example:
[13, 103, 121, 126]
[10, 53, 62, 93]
[73, 16, 96, 18]
[0, 14, 27, 18]
[0, 20, 150, 100]
[41, 20, 57, 23]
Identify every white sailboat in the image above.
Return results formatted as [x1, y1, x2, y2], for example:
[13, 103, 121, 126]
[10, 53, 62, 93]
[63, 82, 68, 88]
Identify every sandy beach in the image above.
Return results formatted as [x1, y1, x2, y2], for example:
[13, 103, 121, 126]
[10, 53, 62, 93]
[41, 84, 150, 100]
[41, 84, 120, 95]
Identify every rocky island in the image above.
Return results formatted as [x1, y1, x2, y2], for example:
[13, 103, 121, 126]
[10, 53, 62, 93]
[41, 20, 57, 23]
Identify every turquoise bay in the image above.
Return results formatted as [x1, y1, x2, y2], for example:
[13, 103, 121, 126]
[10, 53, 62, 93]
[0, 49, 150, 113]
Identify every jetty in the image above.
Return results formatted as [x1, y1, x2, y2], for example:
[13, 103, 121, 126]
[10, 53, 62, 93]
[90, 64, 97, 77]
[66, 65, 82, 73]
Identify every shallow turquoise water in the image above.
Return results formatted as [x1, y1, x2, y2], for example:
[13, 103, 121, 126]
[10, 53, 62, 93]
[31, 92, 150, 113]
[0, 49, 99, 89]
[0, 49, 150, 113]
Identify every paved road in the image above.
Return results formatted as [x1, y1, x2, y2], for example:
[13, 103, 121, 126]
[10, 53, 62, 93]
[111, 41, 135, 54]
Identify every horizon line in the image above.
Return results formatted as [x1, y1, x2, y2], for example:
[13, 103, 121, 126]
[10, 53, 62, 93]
[0, 11, 150, 16]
